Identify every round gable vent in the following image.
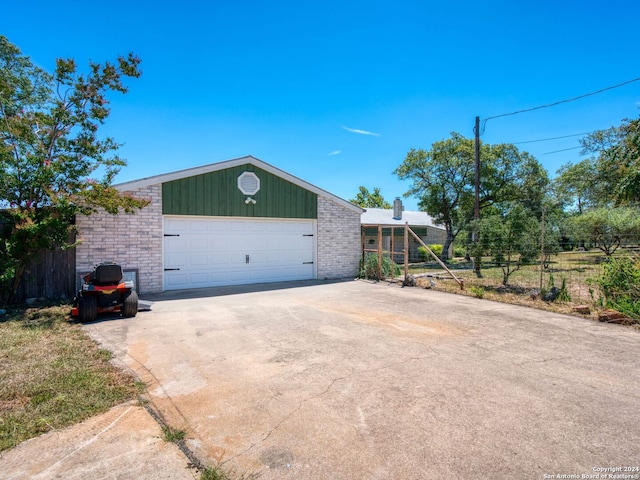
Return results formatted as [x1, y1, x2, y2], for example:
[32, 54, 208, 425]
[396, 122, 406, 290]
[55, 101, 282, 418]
[238, 171, 260, 195]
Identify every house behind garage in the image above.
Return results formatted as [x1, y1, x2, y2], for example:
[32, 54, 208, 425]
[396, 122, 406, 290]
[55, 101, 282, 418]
[75, 156, 363, 294]
[361, 199, 448, 262]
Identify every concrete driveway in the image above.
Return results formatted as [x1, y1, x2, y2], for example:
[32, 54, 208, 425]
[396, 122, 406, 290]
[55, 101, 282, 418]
[83, 280, 640, 480]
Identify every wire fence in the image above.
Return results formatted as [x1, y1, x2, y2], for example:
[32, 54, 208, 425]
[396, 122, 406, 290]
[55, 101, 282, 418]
[363, 226, 640, 313]
[424, 252, 608, 304]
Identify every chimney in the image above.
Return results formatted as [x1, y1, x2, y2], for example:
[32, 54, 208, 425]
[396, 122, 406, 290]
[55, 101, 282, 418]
[393, 197, 403, 220]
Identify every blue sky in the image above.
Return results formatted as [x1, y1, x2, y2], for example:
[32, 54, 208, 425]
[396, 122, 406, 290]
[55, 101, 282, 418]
[4, 0, 640, 210]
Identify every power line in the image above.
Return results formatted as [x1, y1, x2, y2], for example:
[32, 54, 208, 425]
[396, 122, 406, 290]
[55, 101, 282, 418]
[472, 76, 639, 228]
[486, 76, 640, 121]
[513, 132, 591, 145]
[539, 146, 583, 156]
[480, 76, 640, 134]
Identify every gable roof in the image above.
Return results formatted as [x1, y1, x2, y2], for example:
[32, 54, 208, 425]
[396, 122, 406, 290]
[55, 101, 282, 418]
[115, 155, 363, 213]
[361, 208, 444, 230]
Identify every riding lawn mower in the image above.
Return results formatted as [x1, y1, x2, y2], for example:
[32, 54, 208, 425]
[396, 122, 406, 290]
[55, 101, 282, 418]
[72, 262, 138, 322]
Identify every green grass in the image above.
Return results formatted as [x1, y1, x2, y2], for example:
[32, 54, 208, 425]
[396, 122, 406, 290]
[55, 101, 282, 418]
[1, 305, 258, 480]
[410, 250, 604, 291]
[200, 466, 260, 480]
[0, 305, 142, 451]
[161, 425, 186, 443]
[469, 286, 485, 298]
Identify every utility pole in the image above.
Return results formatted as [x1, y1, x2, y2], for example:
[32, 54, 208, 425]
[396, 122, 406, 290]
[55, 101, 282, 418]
[473, 116, 481, 274]
[474, 116, 480, 223]
[539, 206, 545, 291]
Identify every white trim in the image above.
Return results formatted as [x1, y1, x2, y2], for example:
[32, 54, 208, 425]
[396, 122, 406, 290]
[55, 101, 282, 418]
[237, 171, 260, 195]
[116, 155, 363, 214]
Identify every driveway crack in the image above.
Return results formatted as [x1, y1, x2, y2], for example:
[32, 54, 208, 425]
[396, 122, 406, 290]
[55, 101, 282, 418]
[222, 353, 434, 465]
[512, 356, 574, 367]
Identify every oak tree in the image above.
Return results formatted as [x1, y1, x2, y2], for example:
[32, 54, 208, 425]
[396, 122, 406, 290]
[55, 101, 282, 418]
[350, 186, 392, 209]
[395, 132, 548, 261]
[580, 116, 640, 205]
[0, 36, 148, 303]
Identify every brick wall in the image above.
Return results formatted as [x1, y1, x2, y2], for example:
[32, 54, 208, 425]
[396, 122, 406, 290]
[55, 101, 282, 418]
[75, 184, 163, 294]
[76, 187, 361, 292]
[317, 196, 361, 280]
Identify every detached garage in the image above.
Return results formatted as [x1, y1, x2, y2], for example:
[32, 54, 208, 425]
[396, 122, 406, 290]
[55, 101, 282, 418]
[163, 216, 316, 290]
[75, 156, 362, 294]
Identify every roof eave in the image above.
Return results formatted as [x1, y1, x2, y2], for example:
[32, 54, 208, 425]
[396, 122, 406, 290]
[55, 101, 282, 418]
[115, 155, 363, 214]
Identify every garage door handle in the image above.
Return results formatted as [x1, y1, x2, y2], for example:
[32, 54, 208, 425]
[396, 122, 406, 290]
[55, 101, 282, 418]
[303, 234, 314, 237]
[164, 268, 180, 271]
[164, 234, 180, 237]
[303, 261, 314, 264]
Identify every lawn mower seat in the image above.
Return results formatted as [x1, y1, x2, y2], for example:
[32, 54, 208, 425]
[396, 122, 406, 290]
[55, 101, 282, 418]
[89, 263, 123, 286]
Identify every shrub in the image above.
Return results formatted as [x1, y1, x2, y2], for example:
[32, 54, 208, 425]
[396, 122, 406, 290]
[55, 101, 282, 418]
[590, 256, 640, 319]
[469, 286, 484, 298]
[453, 245, 466, 258]
[418, 244, 443, 261]
[542, 274, 572, 302]
[557, 277, 571, 302]
[359, 252, 401, 280]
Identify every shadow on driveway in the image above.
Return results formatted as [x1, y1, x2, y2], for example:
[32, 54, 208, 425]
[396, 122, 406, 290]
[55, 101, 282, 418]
[140, 278, 356, 301]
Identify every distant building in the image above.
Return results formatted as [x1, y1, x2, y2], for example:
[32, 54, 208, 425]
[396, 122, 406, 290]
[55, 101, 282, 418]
[361, 198, 449, 262]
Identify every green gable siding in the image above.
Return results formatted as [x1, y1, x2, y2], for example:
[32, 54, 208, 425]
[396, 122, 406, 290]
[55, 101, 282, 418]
[162, 164, 317, 218]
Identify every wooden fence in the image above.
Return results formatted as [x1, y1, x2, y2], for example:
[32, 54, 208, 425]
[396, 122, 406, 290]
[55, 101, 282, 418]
[13, 241, 77, 304]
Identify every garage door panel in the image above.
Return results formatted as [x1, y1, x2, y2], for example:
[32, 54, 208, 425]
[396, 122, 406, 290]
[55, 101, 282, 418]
[165, 272, 188, 288]
[189, 238, 209, 250]
[190, 272, 210, 284]
[208, 237, 230, 249]
[164, 218, 186, 230]
[212, 272, 231, 283]
[163, 216, 316, 290]
[209, 253, 231, 265]
[190, 223, 209, 233]
[165, 236, 187, 249]
[165, 253, 187, 268]
[249, 250, 280, 262]
[230, 222, 259, 233]
[188, 254, 211, 267]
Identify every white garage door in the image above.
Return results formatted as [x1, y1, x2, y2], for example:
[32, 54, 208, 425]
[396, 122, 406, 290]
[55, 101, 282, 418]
[163, 216, 316, 290]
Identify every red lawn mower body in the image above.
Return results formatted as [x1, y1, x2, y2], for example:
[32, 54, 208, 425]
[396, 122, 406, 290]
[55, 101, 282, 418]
[71, 263, 138, 322]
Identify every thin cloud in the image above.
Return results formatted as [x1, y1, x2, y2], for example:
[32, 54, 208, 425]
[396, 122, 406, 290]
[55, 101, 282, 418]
[328, 150, 342, 156]
[341, 126, 381, 137]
